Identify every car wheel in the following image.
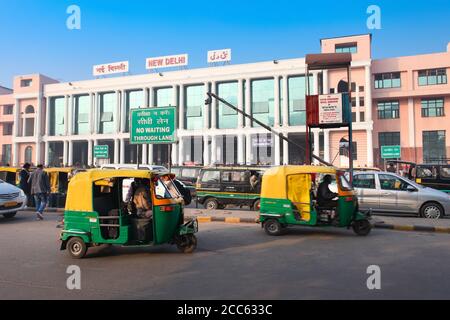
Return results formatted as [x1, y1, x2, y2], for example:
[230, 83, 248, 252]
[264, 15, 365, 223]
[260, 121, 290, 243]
[3, 212, 17, 219]
[352, 219, 372, 236]
[204, 198, 219, 210]
[264, 219, 283, 236]
[67, 237, 88, 259]
[252, 199, 261, 211]
[421, 203, 443, 219]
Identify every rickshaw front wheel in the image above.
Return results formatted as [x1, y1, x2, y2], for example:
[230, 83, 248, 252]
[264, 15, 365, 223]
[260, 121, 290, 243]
[177, 234, 197, 254]
[67, 237, 88, 259]
[264, 219, 283, 236]
[352, 219, 372, 236]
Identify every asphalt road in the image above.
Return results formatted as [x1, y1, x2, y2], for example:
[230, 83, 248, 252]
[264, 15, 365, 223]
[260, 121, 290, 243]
[1, 211, 450, 300]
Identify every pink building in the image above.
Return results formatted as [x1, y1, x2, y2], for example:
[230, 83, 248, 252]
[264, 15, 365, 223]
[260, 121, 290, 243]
[0, 87, 14, 165]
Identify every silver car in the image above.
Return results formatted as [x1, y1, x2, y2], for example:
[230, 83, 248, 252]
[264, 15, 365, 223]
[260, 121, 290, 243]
[353, 171, 450, 219]
[0, 179, 27, 219]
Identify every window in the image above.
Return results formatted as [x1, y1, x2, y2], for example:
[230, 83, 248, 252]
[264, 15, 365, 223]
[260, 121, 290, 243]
[1, 144, 12, 165]
[359, 86, 365, 92]
[50, 97, 65, 136]
[359, 97, 365, 107]
[421, 98, 445, 117]
[374, 73, 401, 89]
[24, 146, 33, 164]
[351, 82, 356, 92]
[124, 90, 144, 132]
[288, 76, 311, 126]
[200, 170, 220, 183]
[418, 69, 447, 86]
[416, 166, 435, 179]
[440, 166, 450, 179]
[185, 85, 205, 130]
[217, 82, 238, 130]
[330, 88, 335, 94]
[377, 101, 400, 119]
[379, 174, 412, 191]
[3, 105, 13, 115]
[222, 171, 246, 182]
[21, 79, 32, 87]
[154, 87, 173, 107]
[351, 112, 356, 122]
[360, 112, 365, 122]
[339, 139, 357, 160]
[379, 132, 400, 147]
[335, 43, 357, 53]
[353, 174, 376, 189]
[74, 95, 90, 135]
[252, 79, 275, 127]
[99, 92, 116, 134]
[2, 123, 13, 136]
[25, 105, 35, 114]
[351, 98, 357, 107]
[423, 131, 446, 163]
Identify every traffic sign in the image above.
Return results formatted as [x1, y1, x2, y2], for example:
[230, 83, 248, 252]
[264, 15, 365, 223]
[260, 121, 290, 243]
[94, 145, 109, 159]
[130, 107, 177, 145]
[381, 145, 401, 159]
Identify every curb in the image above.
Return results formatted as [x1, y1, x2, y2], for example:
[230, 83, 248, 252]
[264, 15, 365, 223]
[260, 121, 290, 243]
[186, 215, 258, 225]
[374, 222, 450, 234]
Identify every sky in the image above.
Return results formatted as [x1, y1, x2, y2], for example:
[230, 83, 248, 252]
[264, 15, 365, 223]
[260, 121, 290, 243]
[0, 0, 449, 87]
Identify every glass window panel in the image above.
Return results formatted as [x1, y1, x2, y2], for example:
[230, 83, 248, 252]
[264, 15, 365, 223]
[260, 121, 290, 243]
[100, 92, 116, 134]
[217, 82, 238, 129]
[251, 79, 274, 127]
[155, 87, 174, 107]
[185, 85, 204, 130]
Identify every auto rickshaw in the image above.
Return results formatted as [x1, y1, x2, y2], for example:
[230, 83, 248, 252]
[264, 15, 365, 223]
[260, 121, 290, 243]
[259, 166, 372, 236]
[60, 169, 198, 259]
[45, 168, 72, 208]
[0, 167, 21, 186]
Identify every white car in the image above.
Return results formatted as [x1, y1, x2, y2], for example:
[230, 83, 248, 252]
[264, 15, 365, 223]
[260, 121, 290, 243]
[100, 164, 168, 173]
[0, 179, 27, 219]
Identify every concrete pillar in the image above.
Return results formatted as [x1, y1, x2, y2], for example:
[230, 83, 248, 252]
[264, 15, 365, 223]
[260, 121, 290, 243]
[45, 97, 51, 136]
[322, 70, 329, 95]
[365, 65, 373, 122]
[355, 86, 361, 123]
[12, 143, 19, 167]
[204, 83, 210, 129]
[179, 85, 185, 130]
[88, 140, 93, 167]
[44, 141, 50, 166]
[366, 129, 374, 167]
[35, 142, 42, 166]
[68, 95, 74, 135]
[274, 134, 281, 166]
[274, 76, 280, 127]
[68, 141, 74, 166]
[115, 90, 121, 133]
[63, 141, 68, 166]
[120, 139, 126, 164]
[143, 87, 149, 108]
[245, 134, 252, 165]
[64, 95, 69, 135]
[171, 143, 178, 166]
[89, 93, 95, 134]
[245, 79, 251, 127]
[203, 135, 210, 166]
[114, 139, 120, 164]
[142, 144, 148, 164]
[324, 130, 330, 163]
[237, 79, 244, 128]
[172, 85, 178, 108]
[178, 138, 185, 166]
[36, 95, 43, 137]
[283, 139, 289, 165]
[210, 82, 217, 129]
[14, 99, 20, 137]
[237, 134, 245, 165]
[312, 72, 319, 95]
[313, 130, 320, 164]
[211, 135, 217, 164]
[282, 76, 289, 127]
[120, 90, 127, 132]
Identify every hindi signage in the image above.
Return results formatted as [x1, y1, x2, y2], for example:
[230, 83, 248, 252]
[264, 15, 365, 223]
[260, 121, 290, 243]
[146, 54, 189, 70]
[318, 94, 343, 124]
[130, 107, 177, 145]
[381, 146, 401, 159]
[94, 145, 109, 159]
[93, 61, 129, 76]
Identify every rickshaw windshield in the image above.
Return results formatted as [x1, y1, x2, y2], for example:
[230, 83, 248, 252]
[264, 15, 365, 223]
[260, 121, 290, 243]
[154, 177, 181, 199]
[338, 172, 353, 191]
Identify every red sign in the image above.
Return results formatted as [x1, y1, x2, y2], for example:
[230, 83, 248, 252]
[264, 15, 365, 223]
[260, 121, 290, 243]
[93, 61, 129, 76]
[146, 54, 189, 70]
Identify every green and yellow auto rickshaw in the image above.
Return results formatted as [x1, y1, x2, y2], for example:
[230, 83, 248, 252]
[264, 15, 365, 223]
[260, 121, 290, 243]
[259, 166, 372, 236]
[60, 169, 198, 259]
[0, 167, 21, 186]
[45, 168, 73, 208]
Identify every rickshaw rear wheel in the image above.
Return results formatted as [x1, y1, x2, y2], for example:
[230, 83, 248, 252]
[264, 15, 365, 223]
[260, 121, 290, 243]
[177, 234, 197, 254]
[352, 219, 372, 236]
[264, 219, 283, 236]
[67, 237, 88, 259]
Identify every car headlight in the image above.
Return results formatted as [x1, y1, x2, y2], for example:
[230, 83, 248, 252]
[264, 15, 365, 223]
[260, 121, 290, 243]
[19, 189, 26, 197]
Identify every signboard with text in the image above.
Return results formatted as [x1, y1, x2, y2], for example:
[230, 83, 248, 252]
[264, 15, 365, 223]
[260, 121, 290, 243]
[94, 145, 109, 159]
[318, 94, 343, 124]
[381, 146, 401, 159]
[93, 61, 129, 76]
[208, 49, 232, 63]
[130, 107, 177, 145]
[146, 54, 189, 70]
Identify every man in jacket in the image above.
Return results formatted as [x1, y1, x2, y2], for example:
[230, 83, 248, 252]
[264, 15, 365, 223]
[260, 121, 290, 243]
[317, 175, 338, 208]
[28, 164, 50, 220]
[19, 163, 31, 206]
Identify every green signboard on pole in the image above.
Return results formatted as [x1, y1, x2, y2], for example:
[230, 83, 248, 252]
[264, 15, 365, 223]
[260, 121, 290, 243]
[130, 107, 177, 145]
[94, 145, 109, 159]
[381, 145, 401, 159]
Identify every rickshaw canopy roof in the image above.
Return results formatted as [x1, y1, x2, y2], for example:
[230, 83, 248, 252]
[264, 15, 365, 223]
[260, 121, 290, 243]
[45, 168, 73, 173]
[261, 166, 337, 199]
[0, 167, 21, 173]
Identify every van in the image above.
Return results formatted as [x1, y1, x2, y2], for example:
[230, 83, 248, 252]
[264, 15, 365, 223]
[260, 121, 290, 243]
[196, 166, 268, 211]
[171, 166, 202, 196]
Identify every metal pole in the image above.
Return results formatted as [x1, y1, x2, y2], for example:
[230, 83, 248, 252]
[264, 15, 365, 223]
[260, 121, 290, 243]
[137, 144, 140, 170]
[347, 65, 353, 184]
[207, 92, 333, 167]
[305, 67, 311, 165]
[168, 144, 172, 173]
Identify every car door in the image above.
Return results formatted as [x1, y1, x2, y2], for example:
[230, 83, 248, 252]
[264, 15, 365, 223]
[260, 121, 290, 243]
[378, 173, 419, 214]
[353, 173, 380, 211]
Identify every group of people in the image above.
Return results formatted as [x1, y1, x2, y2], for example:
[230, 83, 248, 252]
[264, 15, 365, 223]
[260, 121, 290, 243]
[19, 163, 51, 221]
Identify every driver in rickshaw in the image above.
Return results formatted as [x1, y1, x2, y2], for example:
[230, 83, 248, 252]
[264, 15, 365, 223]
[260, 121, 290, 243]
[125, 178, 153, 219]
[317, 175, 338, 209]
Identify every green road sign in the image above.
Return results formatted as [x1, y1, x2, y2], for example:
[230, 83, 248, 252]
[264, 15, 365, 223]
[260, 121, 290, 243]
[94, 145, 109, 159]
[130, 107, 177, 145]
[381, 145, 401, 159]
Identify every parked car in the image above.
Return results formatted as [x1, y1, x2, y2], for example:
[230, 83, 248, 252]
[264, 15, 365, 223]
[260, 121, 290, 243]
[0, 179, 27, 219]
[196, 166, 268, 210]
[353, 171, 450, 219]
[171, 166, 202, 196]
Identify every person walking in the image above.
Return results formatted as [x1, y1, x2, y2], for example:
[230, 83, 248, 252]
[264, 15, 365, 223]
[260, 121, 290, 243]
[28, 164, 50, 221]
[19, 163, 32, 206]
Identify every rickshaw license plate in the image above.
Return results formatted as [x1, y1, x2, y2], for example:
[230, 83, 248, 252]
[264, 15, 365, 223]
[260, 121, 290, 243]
[4, 201, 18, 208]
